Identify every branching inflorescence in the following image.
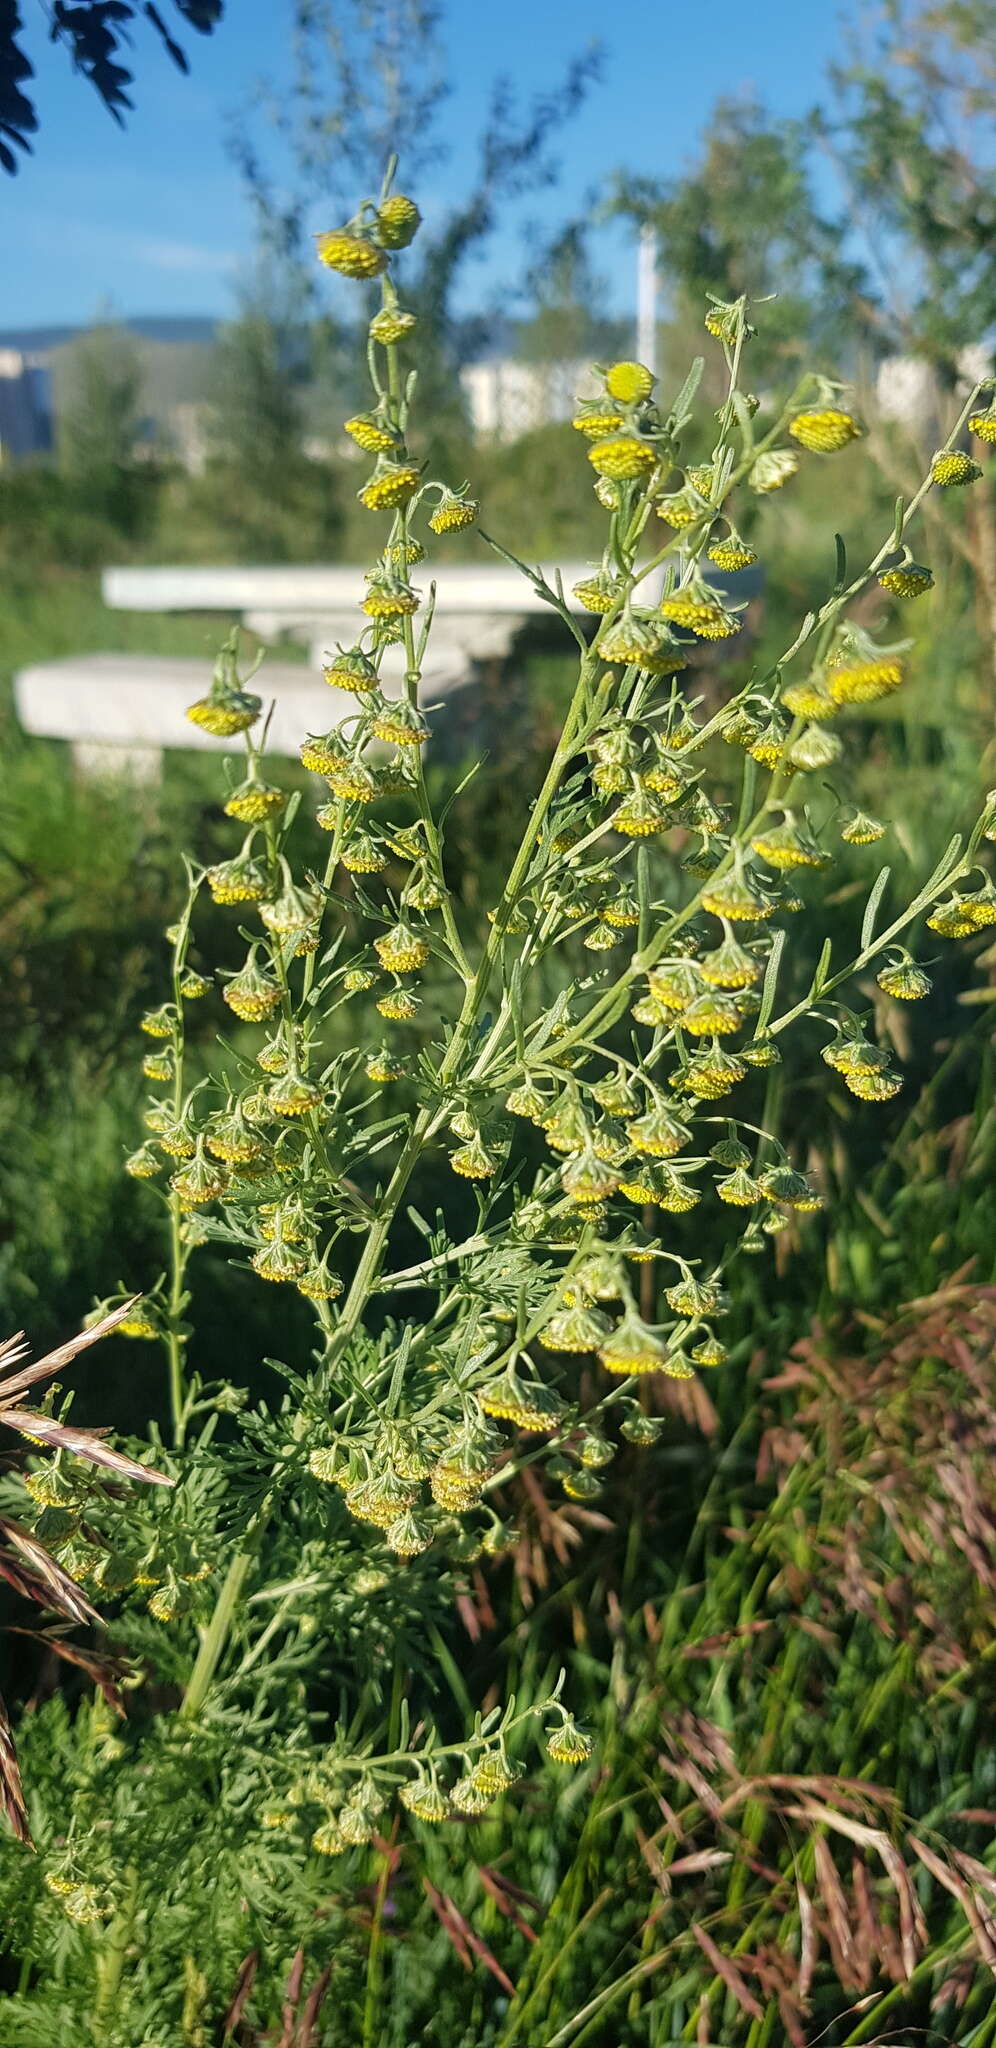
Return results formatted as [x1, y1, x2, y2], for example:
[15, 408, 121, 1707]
[84, 161, 996, 1837]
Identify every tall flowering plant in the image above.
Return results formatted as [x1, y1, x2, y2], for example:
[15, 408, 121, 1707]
[12, 163, 996, 1896]
[138, 165, 996, 1754]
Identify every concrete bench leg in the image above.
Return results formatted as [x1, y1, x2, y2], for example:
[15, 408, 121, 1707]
[71, 740, 164, 783]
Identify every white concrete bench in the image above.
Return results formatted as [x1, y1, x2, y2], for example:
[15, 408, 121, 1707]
[13, 649, 475, 779]
[102, 562, 593, 684]
[17, 562, 596, 776]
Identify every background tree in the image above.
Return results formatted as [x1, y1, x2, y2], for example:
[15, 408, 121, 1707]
[514, 222, 623, 369]
[1, 0, 224, 173]
[230, 0, 602, 456]
[52, 319, 152, 533]
[813, 2, 996, 665]
[611, 97, 872, 378]
[209, 271, 306, 488]
[192, 265, 343, 562]
[817, 0, 996, 373]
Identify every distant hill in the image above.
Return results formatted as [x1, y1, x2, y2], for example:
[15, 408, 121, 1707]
[0, 317, 219, 357]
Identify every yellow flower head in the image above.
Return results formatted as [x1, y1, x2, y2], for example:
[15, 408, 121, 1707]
[604, 360, 655, 403]
[222, 958, 282, 1022]
[587, 434, 658, 480]
[840, 811, 886, 845]
[612, 784, 670, 837]
[338, 831, 387, 873]
[877, 959, 931, 1000]
[187, 690, 261, 737]
[782, 674, 838, 722]
[224, 777, 287, 823]
[539, 1304, 612, 1354]
[450, 1134, 497, 1179]
[969, 406, 996, 445]
[370, 306, 418, 345]
[316, 228, 386, 278]
[359, 461, 421, 511]
[267, 1071, 322, 1118]
[429, 489, 479, 533]
[931, 450, 982, 487]
[654, 487, 704, 529]
[206, 858, 270, 906]
[376, 193, 422, 247]
[376, 986, 420, 1021]
[826, 656, 904, 706]
[659, 593, 740, 640]
[374, 922, 429, 973]
[370, 699, 429, 748]
[707, 532, 757, 572]
[323, 647, 379, 694]
[571, 400, 625, 436]
[362, 573, 421, 618]
[344, 412, 397, 454]
[789, 408, 862, 453]
[573, 571, 623, 613]
[598, 1308, 669, 1377]
[878, 560, 933, 598]
[366, 1048, 407, 1083]
[547, 1717, 593, 1764]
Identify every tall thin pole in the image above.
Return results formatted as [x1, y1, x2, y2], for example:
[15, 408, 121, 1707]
[636, 223, 659, 375]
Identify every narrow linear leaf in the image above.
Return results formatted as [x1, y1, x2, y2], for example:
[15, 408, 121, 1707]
[861, 865, 891, 953]
[736, 756, 757, 832]
[755, 927, 786, 1035]
[810, 936, 833, 999]
[385, 1330, 412, 1419]
[672, 356, 705, 424]
[922, 830, 964, 894]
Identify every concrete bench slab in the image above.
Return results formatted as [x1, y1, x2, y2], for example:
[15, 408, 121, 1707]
[13, 651, 469, 777]
[102, 562, 593, 619]
[102, 563, 596, 684]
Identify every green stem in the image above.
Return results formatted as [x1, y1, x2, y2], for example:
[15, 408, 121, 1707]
[166, 1197, 187, 1450]
[163, 882, 198, 1448]
[93, 1864, 139, 2033]
[362, 1834, 395, 2048]
[179, 1535, 260, 1720]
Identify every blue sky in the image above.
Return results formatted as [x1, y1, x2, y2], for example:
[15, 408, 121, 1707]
[6, 0, 846, 331]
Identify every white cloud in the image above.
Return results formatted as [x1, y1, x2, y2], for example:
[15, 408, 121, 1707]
[129, 237, 240, 275]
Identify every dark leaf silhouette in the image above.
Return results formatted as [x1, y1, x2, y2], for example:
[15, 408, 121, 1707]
[1, 0, 223, 169]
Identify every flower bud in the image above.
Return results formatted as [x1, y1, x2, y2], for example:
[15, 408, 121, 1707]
[748, 448, 798, 493]
[931, 450, 982, 487]
[429, 488, 479, 533]
[369, 305, 418, 345]
[789, 408, 862, 452]
[316, 228, 386, 278]
[547, 1717, 593, 1764]
[604, 360, 654, 403]
[376, 193, 421, 247]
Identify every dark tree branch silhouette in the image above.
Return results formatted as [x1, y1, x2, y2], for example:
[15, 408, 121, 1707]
[0, 0, 224, 173]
